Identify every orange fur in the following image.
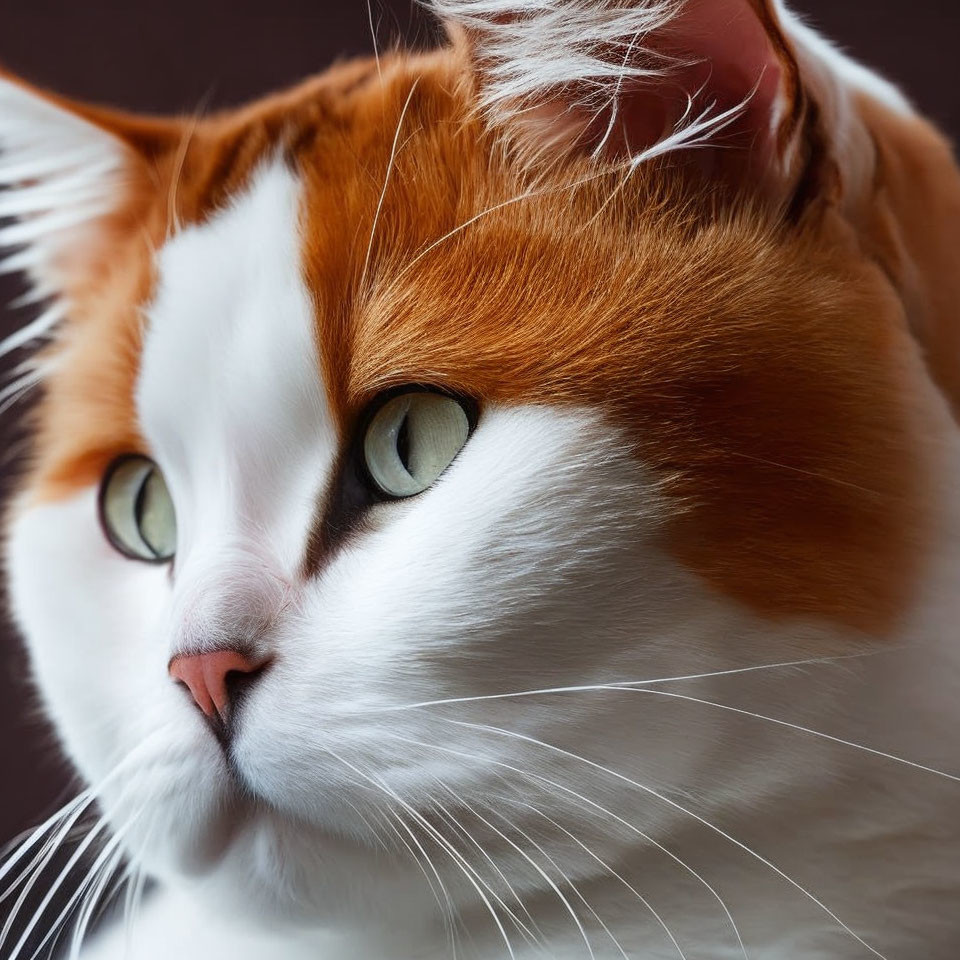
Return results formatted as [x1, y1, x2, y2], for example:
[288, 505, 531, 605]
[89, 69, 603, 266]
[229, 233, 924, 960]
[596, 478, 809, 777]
[851, 93, 960, 421]
[12, 40, 951, 634]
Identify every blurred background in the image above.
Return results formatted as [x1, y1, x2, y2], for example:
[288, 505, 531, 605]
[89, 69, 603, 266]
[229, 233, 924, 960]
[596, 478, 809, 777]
[0, 0, 958, 849]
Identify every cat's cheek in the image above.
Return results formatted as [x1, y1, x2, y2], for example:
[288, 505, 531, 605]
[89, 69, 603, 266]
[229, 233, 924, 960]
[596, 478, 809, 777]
[5, 488, 239, 874]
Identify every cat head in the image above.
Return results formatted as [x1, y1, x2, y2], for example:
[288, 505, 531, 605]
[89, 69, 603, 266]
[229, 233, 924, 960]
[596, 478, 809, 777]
[1, 0, 957, 938]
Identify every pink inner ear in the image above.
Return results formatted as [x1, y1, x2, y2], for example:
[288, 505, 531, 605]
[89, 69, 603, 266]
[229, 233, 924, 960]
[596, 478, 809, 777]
[664, 0, 786, 155]
[530, 0, 788, 177]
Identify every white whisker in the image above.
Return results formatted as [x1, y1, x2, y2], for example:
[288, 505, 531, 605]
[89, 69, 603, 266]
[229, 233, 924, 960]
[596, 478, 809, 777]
[501, 794, 687, 960]
[341, 797, 393, 855]
[384, 731, 748, 959]
[324, 754, 461, 956]
[614, 686, 960, 784]
[448, 720, 888, 960]
[22, 808, 143, 960]
[437, 789, 596, 959]
[481, 801, 628, 960]
[390, 162, 627, 288]
[0, 723, 176, 958]
[323, 747, 518, 960]
[367, 0, 383, 85]
[359, 78, 421, 291]
[427, 789, 542, 949]
[0, 790, 95, 891]
[380, 650, 895, 712]
[0, 798, 100, 944]
[379, 805, 458, 937]
[1, 813, 112, 960]
[67, 839, 128, 960]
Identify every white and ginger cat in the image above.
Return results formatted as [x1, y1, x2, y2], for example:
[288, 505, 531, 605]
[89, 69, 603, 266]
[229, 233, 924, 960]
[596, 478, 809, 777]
[1, 1, 959, 958]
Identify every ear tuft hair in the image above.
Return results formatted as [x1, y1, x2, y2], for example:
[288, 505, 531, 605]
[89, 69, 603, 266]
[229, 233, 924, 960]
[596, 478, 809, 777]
[0, 75, 134, 372]
[434, 0, 681, 109]
[433, 0, 756, 163]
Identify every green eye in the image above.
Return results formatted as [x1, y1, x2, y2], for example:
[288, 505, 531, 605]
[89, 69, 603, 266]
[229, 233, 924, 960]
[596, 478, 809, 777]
[363, 391, 472, 498]
[99, 456, 177, 562]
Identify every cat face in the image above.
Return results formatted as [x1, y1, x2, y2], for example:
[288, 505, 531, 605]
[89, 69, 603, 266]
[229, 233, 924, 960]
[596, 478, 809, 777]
[2, 0, 958, 943]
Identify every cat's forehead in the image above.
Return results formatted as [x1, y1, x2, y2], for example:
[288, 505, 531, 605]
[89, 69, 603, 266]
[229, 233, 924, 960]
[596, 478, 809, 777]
[23, 61, 931, 633]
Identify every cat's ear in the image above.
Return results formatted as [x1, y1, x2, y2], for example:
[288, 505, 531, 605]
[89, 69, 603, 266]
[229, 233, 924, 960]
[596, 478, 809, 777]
[437, 0, 842, 211]
[0, 71, 180, 350]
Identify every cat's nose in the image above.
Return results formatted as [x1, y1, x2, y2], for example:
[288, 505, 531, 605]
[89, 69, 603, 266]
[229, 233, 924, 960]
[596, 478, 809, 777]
[169, 649, 271, 721]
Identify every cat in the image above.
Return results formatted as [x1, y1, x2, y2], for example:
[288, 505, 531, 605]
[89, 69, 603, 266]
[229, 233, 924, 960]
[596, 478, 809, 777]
[1, 0, 959, 957]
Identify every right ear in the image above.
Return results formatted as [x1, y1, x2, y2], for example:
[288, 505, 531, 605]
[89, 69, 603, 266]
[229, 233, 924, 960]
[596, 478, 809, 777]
[435, 0, 895, 217]
[0, 71, 181, 358]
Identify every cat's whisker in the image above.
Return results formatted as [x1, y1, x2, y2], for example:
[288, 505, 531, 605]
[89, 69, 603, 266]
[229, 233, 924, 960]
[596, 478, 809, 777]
[0, 790, 96, 893]
[367, 0, 383, 85]
[121, 860, 143, 955]
[373, 804, 454, 926]
[340, 796, 393, 855]
[0, 797, 100, 940]
[380, 649, 898, 712]
[479, 800, 628, 960]
[426, 789, 543, 949]
[391, 807, 464, 959]
[359, 77, 422, 291]
[1, 812, 112, 960]
[583, 151, 641, 229]
[360, 804, 405, 857]
[430, 782, 545, 945]
[322, 746, 518, 960]
[499, 793, 688, 960]
[726, 450, 886, 498]
[22, 807, 143, 960]
[323, 752, 461, 957]
[437, 787, 598, 959]
[611, 686, 960, 784]
[0, 302, 65, 362]
[391, 163, 619, 286]
[67, 836, 129, 960]
[384, 731, 748, 960]
[447, 720, 889, 960]
[393, 660, 960, 784]
[0, 724, 175, 958]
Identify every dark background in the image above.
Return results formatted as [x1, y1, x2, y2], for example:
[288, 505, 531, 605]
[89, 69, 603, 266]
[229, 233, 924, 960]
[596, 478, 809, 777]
[1, 0, 958, 848]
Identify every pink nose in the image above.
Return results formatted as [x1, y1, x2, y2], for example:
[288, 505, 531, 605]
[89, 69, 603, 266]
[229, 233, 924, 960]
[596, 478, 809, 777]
[169, 649, 269, 720]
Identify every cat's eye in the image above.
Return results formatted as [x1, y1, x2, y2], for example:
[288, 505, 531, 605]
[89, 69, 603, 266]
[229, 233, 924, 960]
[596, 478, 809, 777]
[363, 390, 472, 498]
[99, 456, 177, 563]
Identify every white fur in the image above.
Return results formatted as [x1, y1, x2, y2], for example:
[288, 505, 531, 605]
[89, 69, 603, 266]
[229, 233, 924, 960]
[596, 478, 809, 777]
[433, 0, 752, 163]
[435, 0, 911, 199]
[2, 6, 960, 960]
[3, 158, 960, 959]
[432, 0, 677, 107]
[0, 79, 128, 361]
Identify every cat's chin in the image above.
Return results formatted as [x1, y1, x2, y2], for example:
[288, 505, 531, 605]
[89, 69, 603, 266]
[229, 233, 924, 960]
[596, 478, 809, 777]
[114, 755, 408, 926]
[169, 804, 438, 930]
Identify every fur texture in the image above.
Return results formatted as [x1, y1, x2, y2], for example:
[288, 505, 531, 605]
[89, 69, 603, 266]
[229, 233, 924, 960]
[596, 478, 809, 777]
[1, 2, 959, 959]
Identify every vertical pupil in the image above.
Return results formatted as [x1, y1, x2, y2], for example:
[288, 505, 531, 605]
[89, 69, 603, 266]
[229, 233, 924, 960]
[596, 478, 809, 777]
[133, 469, 151, 530]
[396, 413, 411, 473]
[133, 469, 160, 557]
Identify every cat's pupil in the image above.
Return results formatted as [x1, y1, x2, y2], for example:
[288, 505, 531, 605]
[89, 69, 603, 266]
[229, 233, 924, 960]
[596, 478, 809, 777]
[396, 413, 411, 473]
[133, 471, 151, 532]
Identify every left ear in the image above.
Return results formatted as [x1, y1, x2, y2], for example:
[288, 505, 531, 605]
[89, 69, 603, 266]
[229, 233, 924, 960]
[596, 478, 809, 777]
[0, 71, 181, 356]
[437, 0, 844, 210]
